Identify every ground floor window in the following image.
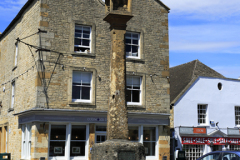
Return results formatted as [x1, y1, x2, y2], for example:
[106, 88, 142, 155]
[49, 124, 89, 160]
[183, 145, 204, 160]
[21, 124, 31, 159]
[129, 126, 158, 158]
[230, 145, 240, 151]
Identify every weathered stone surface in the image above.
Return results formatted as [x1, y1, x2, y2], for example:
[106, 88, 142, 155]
[91, 140, 145, 160]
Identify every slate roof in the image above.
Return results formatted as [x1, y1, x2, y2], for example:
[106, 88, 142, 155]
[170, 60, 225, 104]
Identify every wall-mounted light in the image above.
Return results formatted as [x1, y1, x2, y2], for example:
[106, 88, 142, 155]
[56, 135, 59, 139]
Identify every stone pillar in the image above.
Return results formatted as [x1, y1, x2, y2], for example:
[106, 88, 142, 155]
[107, 28, 128, 140]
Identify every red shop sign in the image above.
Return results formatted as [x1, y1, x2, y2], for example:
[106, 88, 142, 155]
[182, 137, 240, 145]
[193, 128, 206, 134]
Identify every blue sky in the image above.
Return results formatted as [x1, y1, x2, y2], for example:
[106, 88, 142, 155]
[0, 0, 239, 78]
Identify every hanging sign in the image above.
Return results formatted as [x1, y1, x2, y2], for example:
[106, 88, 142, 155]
[182, 137, 240, 145]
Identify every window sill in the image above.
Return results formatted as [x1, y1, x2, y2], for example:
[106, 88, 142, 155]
[69, 102, 96, 108]
[71, 52, 96, 57]
[126, 58, 145, 63]
[8, 108, 14, 112]
[12, 66, 17, 71]
[127, 105, 145, 110]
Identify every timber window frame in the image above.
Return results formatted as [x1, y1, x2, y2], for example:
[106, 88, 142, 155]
[11, 81, 15, 109]
[235, 106, 240, 126]
[126, 76, 142, 105]
[68, 67, 96, 106]
[198, 104, 208, 125]
[125, 32, 140, 59]
[128, 125, 159, 159]
[21, 124, 32, 159]
[74, 25, 92, 53]
[48, 123, 89, 160]
[70, 21, 96, 56]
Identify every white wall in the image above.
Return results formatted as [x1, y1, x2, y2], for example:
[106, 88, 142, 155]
[174, 77, 240, 148]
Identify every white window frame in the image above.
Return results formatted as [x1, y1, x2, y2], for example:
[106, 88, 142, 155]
[11, 81, 15, 108]
[183, 145, 204, 160]
[21, 124, 32, 159]
[235, 106, 240, 126]
[72, 71, 92, 103]
[129, 125, 158, 160]
[126, 76, 142, 105]
[125, 32, 140, 59]
[95, 124, 107, 143]
[198, 104, 208, 125]
[48, 123, 89, 160]
[15, 42, 18, 66]
[74, 25, 92, 53]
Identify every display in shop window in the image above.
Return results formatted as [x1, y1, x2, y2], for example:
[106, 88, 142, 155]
[54, 147, 62, 154]
[72, 147, 80, 154]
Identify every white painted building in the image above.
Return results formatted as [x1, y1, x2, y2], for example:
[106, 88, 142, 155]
[169, 60, 240, 160]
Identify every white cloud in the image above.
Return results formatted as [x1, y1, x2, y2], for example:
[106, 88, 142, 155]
[161, 0, 240, 20]
[169, 24, 240, 53]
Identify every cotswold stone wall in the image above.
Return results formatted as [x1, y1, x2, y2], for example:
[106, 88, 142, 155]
[0, 0, 40, 159]
[38, 0, 170, 113]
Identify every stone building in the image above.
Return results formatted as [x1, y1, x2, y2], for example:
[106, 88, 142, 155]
[0, 0, 170, 160]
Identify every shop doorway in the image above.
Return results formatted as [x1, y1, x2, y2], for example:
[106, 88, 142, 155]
[212, 145, 222, 151]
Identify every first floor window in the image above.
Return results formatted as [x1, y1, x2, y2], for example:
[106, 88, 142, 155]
[72, 71, 92, 102]
[95, 125, 106, 143]
[22, 124, 31, 159]
[235, 106, 240, 126]
[183, 145, 204, 160]
[126, 76, 141, 105]
[198, 104, 207, 125]
[49, 124, 88, 159]
[74, 25, 91, 53]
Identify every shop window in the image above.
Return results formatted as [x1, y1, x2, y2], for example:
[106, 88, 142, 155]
[230, 145, 240, 151]
[198, 104, 207, 125]
[74, 25, 91, 53]
[49, 124, 88, 159]
[21, 124, 31, 159]
[95, 125, 106, 143]
[72, 71, 92, 103]
[126, 76, 142, 105]
[183, 145, 204, 160]
[128, 126, 158, 159]
[125, 32, 140, 58]
[235, 106, 240, 126]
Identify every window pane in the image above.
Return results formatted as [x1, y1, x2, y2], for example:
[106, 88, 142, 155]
[70, 142, 85, 156]
[71, 125, 86, 140]
[128, 126, 139, 141]
[83, 34, 90, 39]
[132, 90, 140, 102]
[202, 153, 221, 160]
[125, 39, 131, 44]
[50, 125, 66, 140]
[81, 87, 90, 100]
[126, 77, 132, 86]
[82, 39, 90, 46]
[83, 27, 90, 33]
[126, 45, 131, 52]
[81, 72, 91, 85]
[143, 142, 155, 156]
[75, 33, 82, 38]
[72, 86, 80, 99]
[126, 90, 131, 102]
[132, 77, 140, 87]
[133, 39, 138, 45]
[132, 46, 138, 53]
[143, 127, 156, 141]
[132, 33, 138, 39]
[125, 33, 131, 39]
[73, 71, 82, 83]
[49, 142, 65, 157]
[74, 38, 81, 45]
